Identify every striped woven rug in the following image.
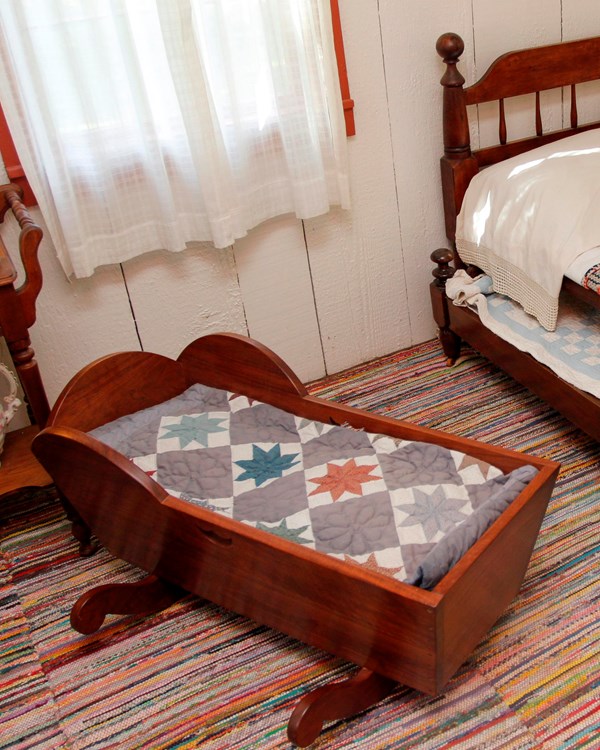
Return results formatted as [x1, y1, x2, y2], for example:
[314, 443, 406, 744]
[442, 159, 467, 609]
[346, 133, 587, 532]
[1, 342, 598, 749]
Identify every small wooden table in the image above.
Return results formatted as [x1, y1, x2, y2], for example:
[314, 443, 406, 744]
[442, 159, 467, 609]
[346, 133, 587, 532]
[0, 425, 51, 496]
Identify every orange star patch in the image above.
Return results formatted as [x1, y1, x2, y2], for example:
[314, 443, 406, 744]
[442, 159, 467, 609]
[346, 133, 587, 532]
[308, 459, 380, 501]
[344, 553, 404, 579]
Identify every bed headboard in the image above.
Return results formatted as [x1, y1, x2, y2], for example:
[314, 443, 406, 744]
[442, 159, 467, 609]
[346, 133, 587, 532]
[436, 32, 600, 243]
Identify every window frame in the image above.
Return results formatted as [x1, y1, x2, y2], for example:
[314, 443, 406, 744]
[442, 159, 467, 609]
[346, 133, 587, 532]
[0, 0, 354, 207]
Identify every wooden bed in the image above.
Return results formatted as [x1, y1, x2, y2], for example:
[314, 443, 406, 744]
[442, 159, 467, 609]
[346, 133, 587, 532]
[432, 33, 600, 443]
[32, 332, 558, 746]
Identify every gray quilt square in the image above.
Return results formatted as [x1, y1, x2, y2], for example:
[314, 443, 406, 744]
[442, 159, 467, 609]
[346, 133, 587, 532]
[233, 471, 309, 523]
[310, 492, 398, 557]
[378, 442, 461, 489]
[157, 445, 232, 499]
[198, 384, 232, 410]
[302, 426, 375, 470]
[229, 403, 299, 445]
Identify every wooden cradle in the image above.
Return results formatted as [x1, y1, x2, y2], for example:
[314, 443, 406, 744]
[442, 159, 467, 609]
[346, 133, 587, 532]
[432, 33, 600, 443]
[32, 333, 558, 746]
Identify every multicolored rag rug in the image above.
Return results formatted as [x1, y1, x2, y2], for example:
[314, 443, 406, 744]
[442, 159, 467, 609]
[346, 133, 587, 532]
[1, 341, 599, 749]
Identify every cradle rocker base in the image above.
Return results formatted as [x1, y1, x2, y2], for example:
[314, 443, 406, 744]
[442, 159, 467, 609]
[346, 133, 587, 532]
[70, 575, 185, 635]
[287, 667, 397, 746]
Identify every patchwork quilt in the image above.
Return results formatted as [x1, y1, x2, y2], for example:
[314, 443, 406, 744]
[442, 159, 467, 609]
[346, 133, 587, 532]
[446, 270, 600, 400]
[583, 262, 600, 295]
[90, 384, 537, 589]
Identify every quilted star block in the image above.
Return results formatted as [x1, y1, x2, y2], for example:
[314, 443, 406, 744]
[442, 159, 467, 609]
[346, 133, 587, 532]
[157, 412, 230, 451]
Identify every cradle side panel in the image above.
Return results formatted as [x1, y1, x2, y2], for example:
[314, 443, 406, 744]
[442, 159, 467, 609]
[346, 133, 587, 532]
[49, 351, 188, 431]
[32, 427, 171, 571]
[434, 464, 558, 689]
[155, 499, 443, 695]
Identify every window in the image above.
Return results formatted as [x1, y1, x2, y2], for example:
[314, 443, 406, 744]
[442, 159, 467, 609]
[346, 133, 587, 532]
[0, 0, 352, 278]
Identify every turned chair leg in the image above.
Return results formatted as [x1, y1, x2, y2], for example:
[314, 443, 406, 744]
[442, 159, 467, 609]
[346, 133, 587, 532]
[287, 667, 397, 747]
[70, 574, 186, 634]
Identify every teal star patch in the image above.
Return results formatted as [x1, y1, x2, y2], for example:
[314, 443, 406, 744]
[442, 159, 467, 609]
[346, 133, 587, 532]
[256, 518, 311, 544]
[160, 413, 228, 448]
[235, 444, 299, 486]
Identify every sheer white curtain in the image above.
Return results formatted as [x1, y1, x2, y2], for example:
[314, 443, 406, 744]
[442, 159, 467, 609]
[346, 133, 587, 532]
[0, 0, 350, 278]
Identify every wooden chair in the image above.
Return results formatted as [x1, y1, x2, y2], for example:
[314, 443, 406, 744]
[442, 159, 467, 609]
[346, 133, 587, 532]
[0, 183, 51, 494]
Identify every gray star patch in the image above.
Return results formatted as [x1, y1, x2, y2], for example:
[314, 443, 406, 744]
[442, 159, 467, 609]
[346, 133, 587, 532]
[395, 487, 467, 541]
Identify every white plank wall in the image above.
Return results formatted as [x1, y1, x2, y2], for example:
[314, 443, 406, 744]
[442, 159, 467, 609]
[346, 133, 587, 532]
[234, 216, 324, 382]
[2, 0, 600, 411]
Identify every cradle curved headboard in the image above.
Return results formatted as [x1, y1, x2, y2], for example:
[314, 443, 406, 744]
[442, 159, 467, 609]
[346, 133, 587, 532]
[436, 32, 600, 243]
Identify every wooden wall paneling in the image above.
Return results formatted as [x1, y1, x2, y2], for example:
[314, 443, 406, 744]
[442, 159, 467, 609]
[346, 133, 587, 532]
[472, 0, 563, 147]
[0, 210, 143, 406]
[378, 0, 473, 347]
[562, 0, 600, 39]
[233, 216, 325, 384]
[561, 2, 600, 125]
[303, 0, 409, 376]
[121, 244, 246, 361]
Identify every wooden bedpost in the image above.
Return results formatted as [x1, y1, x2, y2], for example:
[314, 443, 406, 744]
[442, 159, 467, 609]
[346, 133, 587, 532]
[436, 33, 479, 249]
[430, 248, 461, 365]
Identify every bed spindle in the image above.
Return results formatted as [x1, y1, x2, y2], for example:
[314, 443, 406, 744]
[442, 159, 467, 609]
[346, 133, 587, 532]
[570, 84, 578, 128]
[498, 98, 507, 144]
[535, 92, 543, 136]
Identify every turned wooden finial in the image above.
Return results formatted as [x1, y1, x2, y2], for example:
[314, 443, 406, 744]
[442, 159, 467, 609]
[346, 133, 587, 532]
[436, 33, 471, 159]
[430, 248, 455, 287]
[436, 33, 465, 88]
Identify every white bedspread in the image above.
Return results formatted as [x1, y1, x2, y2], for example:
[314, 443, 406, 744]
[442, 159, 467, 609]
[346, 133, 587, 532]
[456, 129, 600, 331]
